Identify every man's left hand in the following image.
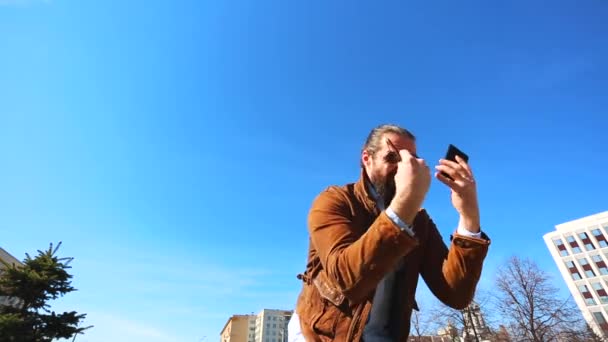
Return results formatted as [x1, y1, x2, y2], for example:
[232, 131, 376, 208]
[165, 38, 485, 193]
[434, 155, 480, 232]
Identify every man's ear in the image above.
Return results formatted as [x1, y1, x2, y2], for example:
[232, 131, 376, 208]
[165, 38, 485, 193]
[361, 150, 371, 167]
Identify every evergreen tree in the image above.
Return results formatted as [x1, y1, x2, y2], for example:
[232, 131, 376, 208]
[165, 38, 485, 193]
[0, 242, 91, 342]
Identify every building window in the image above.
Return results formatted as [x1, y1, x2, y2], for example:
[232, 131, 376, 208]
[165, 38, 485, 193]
[567, 235, 582, 253]
[579, 284, 596, 305]
[580, 232, 596, 251]
[553, 238, 569, 257]
[591, 255, 608, 275]
[273, 324, 276, 328]
[592, 228, 608, 248]
[578, 257, 597, 278]
[565, 260, 583, 280]
[591, 282, 608, 304]
[592, 311, 608, 334]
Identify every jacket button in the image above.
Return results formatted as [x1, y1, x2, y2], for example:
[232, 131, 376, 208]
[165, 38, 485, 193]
[369, 263, 376, 271]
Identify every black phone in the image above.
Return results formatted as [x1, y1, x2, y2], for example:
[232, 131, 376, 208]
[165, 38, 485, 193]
[443, 144, 469, 180]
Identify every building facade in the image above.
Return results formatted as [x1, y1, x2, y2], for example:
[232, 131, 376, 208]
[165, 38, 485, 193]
[544, 211, 608, 338]
[220, 315, 254, 342]
[253, 309, 291, 342]
[220, 309, 292, 342]
[0, 247, 22, 308]
[461, 302, 492, 342]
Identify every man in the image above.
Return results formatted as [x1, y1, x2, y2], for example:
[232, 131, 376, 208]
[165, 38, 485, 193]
[288, 124, 490, 342]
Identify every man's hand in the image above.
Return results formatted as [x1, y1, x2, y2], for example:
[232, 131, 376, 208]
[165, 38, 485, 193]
[388, 148, 431, 225]
[435, 155, 480, 232]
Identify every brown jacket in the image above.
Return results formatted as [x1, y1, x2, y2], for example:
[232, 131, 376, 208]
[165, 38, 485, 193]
[295, 171, 490, 341]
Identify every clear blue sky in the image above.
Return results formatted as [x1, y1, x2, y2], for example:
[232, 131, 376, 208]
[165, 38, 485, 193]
[1, 1, 607, 341]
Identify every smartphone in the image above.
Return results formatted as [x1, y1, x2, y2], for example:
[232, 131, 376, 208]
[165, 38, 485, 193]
[443, 144, 469, 180]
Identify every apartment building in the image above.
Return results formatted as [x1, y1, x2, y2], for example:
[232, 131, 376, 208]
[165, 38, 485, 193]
[253, 309, 291, 342]
[543, 211, 608, 338]
[220, 315, 255, 342]
[220, 309, 292, 342]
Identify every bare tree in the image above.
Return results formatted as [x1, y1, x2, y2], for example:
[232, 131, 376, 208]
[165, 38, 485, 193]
[430, 303, 468, 341]
[410, 309, 424, 341]
[410, 308, 434, 341]
[559, 322, 607, 342]
[429, 289, 493, 342]
[492, 325, 512, 342]
[495, 255, 582, 342]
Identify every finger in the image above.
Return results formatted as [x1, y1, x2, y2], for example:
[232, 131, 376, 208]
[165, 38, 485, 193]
[435, 170, 451, 185]
[434, 164, 465, 182]
[438, 158, 463, 172]
[416, 156, 428, 166]
[398, 148, 415, 162]
[421, 161, 430, 174]
[455, 155, 473, 178]
[437, 160, 470, 181]
[435, 171, 460, 188]
[386, 138, 420, 160]
[386, 138, 400, 154]
[435, 171, 467, 193]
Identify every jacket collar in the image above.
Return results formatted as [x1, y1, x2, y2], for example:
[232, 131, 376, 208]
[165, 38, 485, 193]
[354, 168, 381, 214]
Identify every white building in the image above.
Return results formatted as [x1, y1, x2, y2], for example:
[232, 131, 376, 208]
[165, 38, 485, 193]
[543, 211, 608, 338]
[220, 309, 292, 342]
[253, 309, 291, 342]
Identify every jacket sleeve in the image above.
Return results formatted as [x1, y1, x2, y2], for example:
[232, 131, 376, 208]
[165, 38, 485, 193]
[419, 211, 490, 309]
[308, 187, 419, 304]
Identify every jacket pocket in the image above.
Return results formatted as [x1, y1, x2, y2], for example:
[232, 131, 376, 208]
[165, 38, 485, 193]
[309, 271, 348, 340]
[311, 297, 340, 340]
[312, 270, 346, 307]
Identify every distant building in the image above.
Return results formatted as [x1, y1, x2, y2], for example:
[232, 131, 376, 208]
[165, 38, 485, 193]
[253, 309, 291, 342]
[0, 247, 22, 308]
[543, 211, 608, 339]
[220, 309, 292, 342]
[493, 325, 511, 342]
[407, 336, 453, 342]
[221, 315, 254, 342]
[429, 301, 495, 342]
[437, 321, 459, 341]
[461, 302, 492, 342]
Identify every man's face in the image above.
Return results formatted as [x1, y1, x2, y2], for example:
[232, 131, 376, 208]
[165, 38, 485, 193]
[362, 132, 417, 206]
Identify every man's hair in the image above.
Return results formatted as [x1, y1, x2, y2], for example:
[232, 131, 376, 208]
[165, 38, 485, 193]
[360, 124, 416, 168]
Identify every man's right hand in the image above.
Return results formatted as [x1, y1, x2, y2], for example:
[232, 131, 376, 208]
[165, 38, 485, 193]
[388, 149, 431, 225]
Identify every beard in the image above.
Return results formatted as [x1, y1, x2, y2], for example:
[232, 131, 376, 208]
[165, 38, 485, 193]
[373, 172, 397, 208]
